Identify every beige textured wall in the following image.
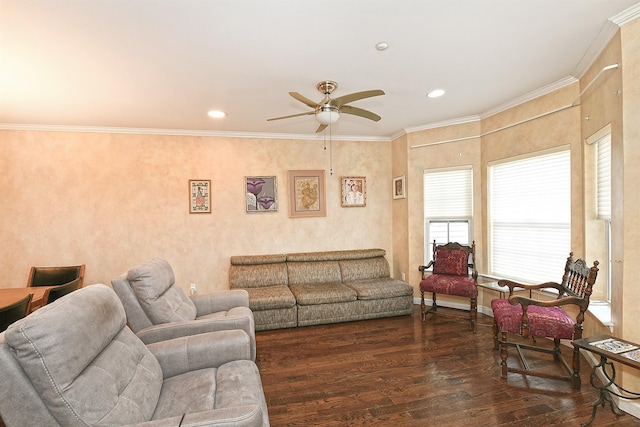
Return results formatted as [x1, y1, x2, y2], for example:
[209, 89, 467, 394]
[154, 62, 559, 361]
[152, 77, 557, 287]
[0, 131, 393, 293]
[391, 133, 410, 287]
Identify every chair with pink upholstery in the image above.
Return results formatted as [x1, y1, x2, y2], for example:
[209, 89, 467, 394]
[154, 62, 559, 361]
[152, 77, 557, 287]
[419, 241, 478, 332]
[491, 252, 599, 390]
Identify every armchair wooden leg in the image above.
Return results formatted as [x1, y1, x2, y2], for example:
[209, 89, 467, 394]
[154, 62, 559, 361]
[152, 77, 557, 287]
[499, 331, 509, 378]
[420, 291, 426, 321]
[492, 319, 499, 350]
[470, 296, 477, 333]
[431, 293, 437, 312]
[572, 347, 582, 390]
[553, 338, 562, 362]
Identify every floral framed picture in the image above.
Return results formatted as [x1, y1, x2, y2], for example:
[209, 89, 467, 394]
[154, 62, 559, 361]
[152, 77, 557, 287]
[288, 170, 326, 218]
[393, 175, 406, 199]
[341, 176, 366, 207]
[189, 179, 211, 213]
[245, 176, 278, 212]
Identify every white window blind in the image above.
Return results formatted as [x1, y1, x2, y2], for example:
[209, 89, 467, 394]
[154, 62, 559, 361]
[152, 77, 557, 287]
[489, 149, 570, 283]
[597, 135, 611, 220]
[424, 167, 472, 218]
[424, 168, 472, 260]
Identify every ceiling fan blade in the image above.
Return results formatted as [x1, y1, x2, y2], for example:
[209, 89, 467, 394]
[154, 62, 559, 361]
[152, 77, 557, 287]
[316, 123, 328, 133]
[341, 105, 382, 122]
[267, 111, 315, 121]
[334, 90, 385, 107]
[289, 92, 319, 109]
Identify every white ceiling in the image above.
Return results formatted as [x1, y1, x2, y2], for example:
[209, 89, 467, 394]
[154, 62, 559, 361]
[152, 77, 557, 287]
[1, 0, 639, 140]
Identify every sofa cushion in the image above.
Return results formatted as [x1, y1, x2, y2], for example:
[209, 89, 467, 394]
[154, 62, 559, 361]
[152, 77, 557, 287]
[433, 249, 469, 276]
[127, 258, 198, 324]
[345, 278, 414, 300]
[339, 257, 390, 282]
[5, 285, 163, 426]
[290, 283, 357, 305]
[230, 261, 289, 289]
[287, 260, 342, 286]
[243, 285, 297, 311]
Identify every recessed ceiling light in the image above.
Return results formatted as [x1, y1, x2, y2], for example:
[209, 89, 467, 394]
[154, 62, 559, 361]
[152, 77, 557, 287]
[427, 89, 445, 98]
[207, 110, 226, 118]
[375, 41, 389, 51]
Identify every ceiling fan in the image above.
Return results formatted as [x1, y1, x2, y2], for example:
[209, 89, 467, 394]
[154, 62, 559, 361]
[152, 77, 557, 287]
[267, 81, 385, 133]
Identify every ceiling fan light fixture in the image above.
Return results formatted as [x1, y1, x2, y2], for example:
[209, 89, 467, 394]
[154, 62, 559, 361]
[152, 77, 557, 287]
[315, 105, 340, 125]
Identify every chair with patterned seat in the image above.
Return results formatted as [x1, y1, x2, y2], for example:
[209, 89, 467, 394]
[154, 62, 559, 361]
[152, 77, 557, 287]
[491, 252, 599, 390]
[419, 241, 478, 332]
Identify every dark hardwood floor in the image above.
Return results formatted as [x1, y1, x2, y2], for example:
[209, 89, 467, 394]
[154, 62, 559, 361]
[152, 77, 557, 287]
[256, 306, 640, 426]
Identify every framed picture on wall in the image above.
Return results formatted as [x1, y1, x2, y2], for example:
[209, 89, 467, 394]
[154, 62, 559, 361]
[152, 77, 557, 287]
[189, 179, 211, 213]
[288, 170, 326, 218]
[341, 176, 366, 207]
[245, 176, 278, 212]
[393, 175, 406, 199]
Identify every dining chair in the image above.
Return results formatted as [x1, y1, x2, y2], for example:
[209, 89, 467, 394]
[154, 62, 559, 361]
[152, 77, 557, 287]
[43, 278, 82, 305]
[27, 264, 85, 287]
[0, 293, 33, 332]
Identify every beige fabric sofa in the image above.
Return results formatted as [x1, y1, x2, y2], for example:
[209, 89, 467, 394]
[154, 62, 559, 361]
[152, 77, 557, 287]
[229, 249, 413, 331]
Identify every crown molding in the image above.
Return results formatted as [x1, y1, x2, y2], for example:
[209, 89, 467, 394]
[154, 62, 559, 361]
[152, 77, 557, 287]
[0, 124, 390, 142]
[611, 2, 640, 26]
[479, 76, 578, 120]
[403, 115, 480, 136]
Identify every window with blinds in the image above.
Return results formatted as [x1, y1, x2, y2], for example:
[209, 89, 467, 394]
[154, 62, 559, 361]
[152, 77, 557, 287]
[489, 149, 570, 283]
[423, 167, 473, 262]
[597, 134, 611, 220]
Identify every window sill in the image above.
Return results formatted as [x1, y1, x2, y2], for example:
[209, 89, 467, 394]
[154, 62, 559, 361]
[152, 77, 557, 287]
[588, 301, 614, 332]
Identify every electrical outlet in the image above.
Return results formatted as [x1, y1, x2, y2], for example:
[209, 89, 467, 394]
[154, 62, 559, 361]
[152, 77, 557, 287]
[190, 283, 197, 295]
[401, 272, 406, 281]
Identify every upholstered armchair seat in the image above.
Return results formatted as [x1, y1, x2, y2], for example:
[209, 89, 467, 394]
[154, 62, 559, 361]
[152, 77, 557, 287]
[0, 285, 269, 427]
[420, 274, 477, 298]
[491, 298, 576, 340]
[112, 258, 256, 360]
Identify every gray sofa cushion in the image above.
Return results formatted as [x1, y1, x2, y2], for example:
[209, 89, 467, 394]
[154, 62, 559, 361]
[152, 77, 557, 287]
[339, 257, 390, 282]
[287, 260, 342, 286]
[4, 285, 163, 426]
[290, 283, 357, 305]
[229, 257, 289, 289]
[127, 258, 197, 323]
[244, 285, 296, 310]
[345, 278, 414, 300]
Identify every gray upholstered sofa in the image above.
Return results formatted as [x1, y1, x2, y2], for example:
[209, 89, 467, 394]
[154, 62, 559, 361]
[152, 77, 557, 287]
[0, 284, 269, 427]
[229, 248, 413, 331]
[112, 258, 257, 360]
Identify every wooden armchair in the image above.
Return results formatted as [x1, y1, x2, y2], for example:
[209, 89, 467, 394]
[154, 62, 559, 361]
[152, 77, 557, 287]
[419, 241, 478, 332]
[491, 252, 599, 390]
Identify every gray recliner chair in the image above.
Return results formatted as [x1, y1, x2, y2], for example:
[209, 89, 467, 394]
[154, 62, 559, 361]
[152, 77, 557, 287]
[112, 258, 257, 360]
[0, 284, 269, 427]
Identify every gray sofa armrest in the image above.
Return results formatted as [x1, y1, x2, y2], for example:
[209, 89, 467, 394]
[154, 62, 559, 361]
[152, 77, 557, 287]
[147, 330, 251, 379]
[191, 289, 249, 315]
[122, 406, 265, 427]
[136, 315, 253, 345]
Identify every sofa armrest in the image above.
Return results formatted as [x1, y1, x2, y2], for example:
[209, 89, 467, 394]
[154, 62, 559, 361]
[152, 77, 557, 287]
[190, 289, 249, 315]
[147, 330, 251, 379]
[135, 315, 253, 344]
[122, 406, 264, 427]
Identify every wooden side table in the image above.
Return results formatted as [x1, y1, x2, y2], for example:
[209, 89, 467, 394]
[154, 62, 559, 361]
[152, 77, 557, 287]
[573, 334, 640, 426]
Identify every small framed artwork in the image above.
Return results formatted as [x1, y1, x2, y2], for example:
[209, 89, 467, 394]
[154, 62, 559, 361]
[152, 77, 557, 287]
[393, 175, 406, 199]
[245, 176, 278, 212]
[288, 170, 326, 218]
[189, 179, 211, 213]
[341, 176, 366, 207]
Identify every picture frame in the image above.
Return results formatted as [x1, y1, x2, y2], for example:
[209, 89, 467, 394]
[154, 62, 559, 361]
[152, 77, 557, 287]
[288, 170, 326, 218]
[393, 175, 406, 199]
[341, 176, 366, 207]
[189, 179, 211, 213]
[245, 176, 278, 212]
